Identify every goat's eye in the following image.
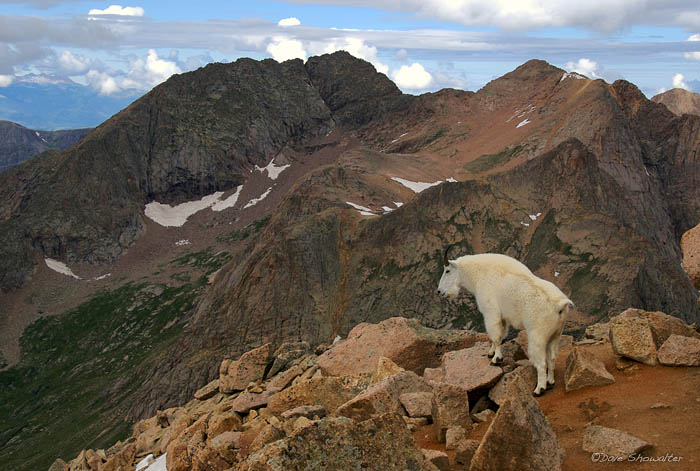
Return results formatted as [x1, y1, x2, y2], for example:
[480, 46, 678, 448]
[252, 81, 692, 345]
[446, 270, 450, 273]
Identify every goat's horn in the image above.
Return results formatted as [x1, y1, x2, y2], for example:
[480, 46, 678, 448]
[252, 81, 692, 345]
[443, 246, 452, 266]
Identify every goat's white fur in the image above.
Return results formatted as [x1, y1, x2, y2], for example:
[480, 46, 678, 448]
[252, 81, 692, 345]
[437, 253, 573, 396]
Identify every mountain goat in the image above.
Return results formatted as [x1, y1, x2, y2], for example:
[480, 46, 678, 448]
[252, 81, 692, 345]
[437, 250, 574, 396]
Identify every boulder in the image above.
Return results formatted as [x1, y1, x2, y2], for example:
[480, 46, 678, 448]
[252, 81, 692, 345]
[317, 317, 487, 376]
[609, 316, 658, 365]
[399, 391, 433, 418]
[267, 375, 370, 415]
[442, 343, 503, 392]
[165, 414, 209, 471]
[582, 425, 652, 459]
[267, 364, 303, 390]
[219, 343, 273, 393]
[445, 426, 467, 450]
[564, 347, 615, 392]
[431, 382, 471, 443]
[48, 458, 68, 471]
[585, 322, 611, 341]
[245, 414, 437, 470]
[421, 449, 450, 471]
[337, 371, 432, 421]
[207, 411, 242, 437]
[455, 439, 480, 467]
[472, 409, 496, 423]
[423, 367, 445, 383]
[370, 356, 405, 384]
[657, 334, 700, 366]
[488, 362, 537, 406]
[100, 443, 136, 471]
[470, 377, 564, 471]
[280, 405, 327, 420]
[268, 341, 311, 377]
[248, 424, 285, 455]
[194, 379, 219, 401]
[229, 387, 280, 414]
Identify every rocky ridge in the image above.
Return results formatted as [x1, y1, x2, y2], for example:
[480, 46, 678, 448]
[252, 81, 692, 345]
[652, 88, 700, 117]
[54, 310, 700, 471]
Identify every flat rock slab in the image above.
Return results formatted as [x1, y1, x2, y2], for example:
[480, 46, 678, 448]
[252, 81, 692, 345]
[657, 334, 700, 366]
[609, 317, 658, 365]
[280, 404, 327, 420]
[583, 425, 652, 459]
[399, 391, 433, 418]
[370, 356, 405, 385]
[194, 379, 220, 401]
[230, 388, 280, 414]
[317, 316, 487, 377]
[564, 347, 615, 392]
[470, 376, 564, 471]
[442, 342, 503, 392]
[267, 375, 370, 415]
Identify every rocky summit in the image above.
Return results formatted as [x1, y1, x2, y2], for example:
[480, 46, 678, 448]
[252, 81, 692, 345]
[2, 53, 700, 471]
[51, 312, 700, 471]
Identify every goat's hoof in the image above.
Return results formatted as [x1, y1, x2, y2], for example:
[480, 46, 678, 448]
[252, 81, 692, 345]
[546, 381, 555, 390]
[490, 357, 503, 365]
[487, 351, 495, 358]
[533, 389, 545, 397]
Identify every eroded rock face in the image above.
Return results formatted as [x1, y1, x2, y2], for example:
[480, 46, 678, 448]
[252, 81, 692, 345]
[470, 377, 563, 471]
[431, 382, 471, 443]
[245, 414, 436, 471]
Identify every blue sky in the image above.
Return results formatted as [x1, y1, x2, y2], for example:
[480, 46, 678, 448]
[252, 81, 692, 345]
[0, 0, 699, 97]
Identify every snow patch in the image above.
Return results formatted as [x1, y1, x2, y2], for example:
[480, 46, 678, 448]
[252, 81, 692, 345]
[446, 177, 457, 182]
[45, 258, 81, 279]
[346, 201, 377, 216]
[554, 271, 560, 277]
[333, 335, 342, 344]
[140, 453, 167, 471]
[136, 454, 155, 471]
[391, 132, 408, 144]
[394, 202, 404, 208]
[212, 185, 243, 212]
[34, 131, 40, 137]
[516, 119, 531, 128]
[382, 206, 394, 213]
[255, 159, 290, 180]
[145, 192, 223, 227]
[391, 177, 443, 193]
[175, 239, 191, 246]
[528, 212, 542, 221]
[93, 273, 111, 281]
[244, 187, 272, 208]
[520, 221, 530, 227]
[560, 72, 587, 81]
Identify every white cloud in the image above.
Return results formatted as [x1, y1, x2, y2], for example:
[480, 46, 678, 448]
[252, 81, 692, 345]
[127, 49, 181, 87]
[278, 17, 301, 27]
[86, 70, 120, 95]
[564, 58, 599, 78]
[391, 62, 434, 90]
[267, 37, 307, 62]
[673, 73, 689, 90]
[684, 34, 700, 60]
[58, 50, 91, 74]
[0, 75, 13, 87]
[322, 37, 388, 74]
[88, 5, 145, 17]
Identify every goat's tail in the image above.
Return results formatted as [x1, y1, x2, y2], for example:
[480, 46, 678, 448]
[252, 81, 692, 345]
[558, 299, 575, 316]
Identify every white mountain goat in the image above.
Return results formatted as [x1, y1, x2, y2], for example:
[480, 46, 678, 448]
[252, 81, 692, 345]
[437, 250, 574, 396]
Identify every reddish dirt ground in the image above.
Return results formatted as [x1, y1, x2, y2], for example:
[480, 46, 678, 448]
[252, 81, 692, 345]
[413, 341, 700, 471]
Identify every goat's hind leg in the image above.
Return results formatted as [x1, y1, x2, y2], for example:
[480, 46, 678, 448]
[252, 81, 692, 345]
[545, 324, 564, 389]
[484, 316, 506, 365]
[528, 337, 548, 396]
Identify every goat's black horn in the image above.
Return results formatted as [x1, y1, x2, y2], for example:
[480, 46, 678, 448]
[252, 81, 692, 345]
[443, 246, 452, 266]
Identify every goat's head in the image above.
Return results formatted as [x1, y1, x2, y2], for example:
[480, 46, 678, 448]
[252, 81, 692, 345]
[437, 246, 460, 299]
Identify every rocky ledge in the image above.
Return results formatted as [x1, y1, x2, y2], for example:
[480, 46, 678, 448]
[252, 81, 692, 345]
[52, 311, 700, 471]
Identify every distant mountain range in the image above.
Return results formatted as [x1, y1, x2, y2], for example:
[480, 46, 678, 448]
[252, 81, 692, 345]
[0, 74, 140, 130]
[652, 87, 700, 117]
[0, 120, 91, 170]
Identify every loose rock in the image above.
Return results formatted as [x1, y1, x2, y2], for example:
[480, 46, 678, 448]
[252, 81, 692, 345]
[564, 347, 615, 392]
[582, 425, 652, 459]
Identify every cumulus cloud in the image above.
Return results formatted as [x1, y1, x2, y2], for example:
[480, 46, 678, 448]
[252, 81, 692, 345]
[684, 34, 700, 60]
[673, 73, 689, 90]
[88, 5, 145, 17]
[391, 62, 434, 90]
[267, 37, 307, 62]
[278, 17, 301, 27]
[58, 50, 91, 74]
[0, 74, 13, 87]
[564, 58, 599, 78]
[322, 37, 388, 74]
[128, 49, 181, 87]
[86, 69, 120, 94]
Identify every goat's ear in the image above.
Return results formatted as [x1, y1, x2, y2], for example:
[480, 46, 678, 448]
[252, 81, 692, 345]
[448, 260, 457, 268]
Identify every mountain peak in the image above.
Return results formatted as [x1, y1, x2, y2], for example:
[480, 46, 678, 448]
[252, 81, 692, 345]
[652, 88, 700, 116]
